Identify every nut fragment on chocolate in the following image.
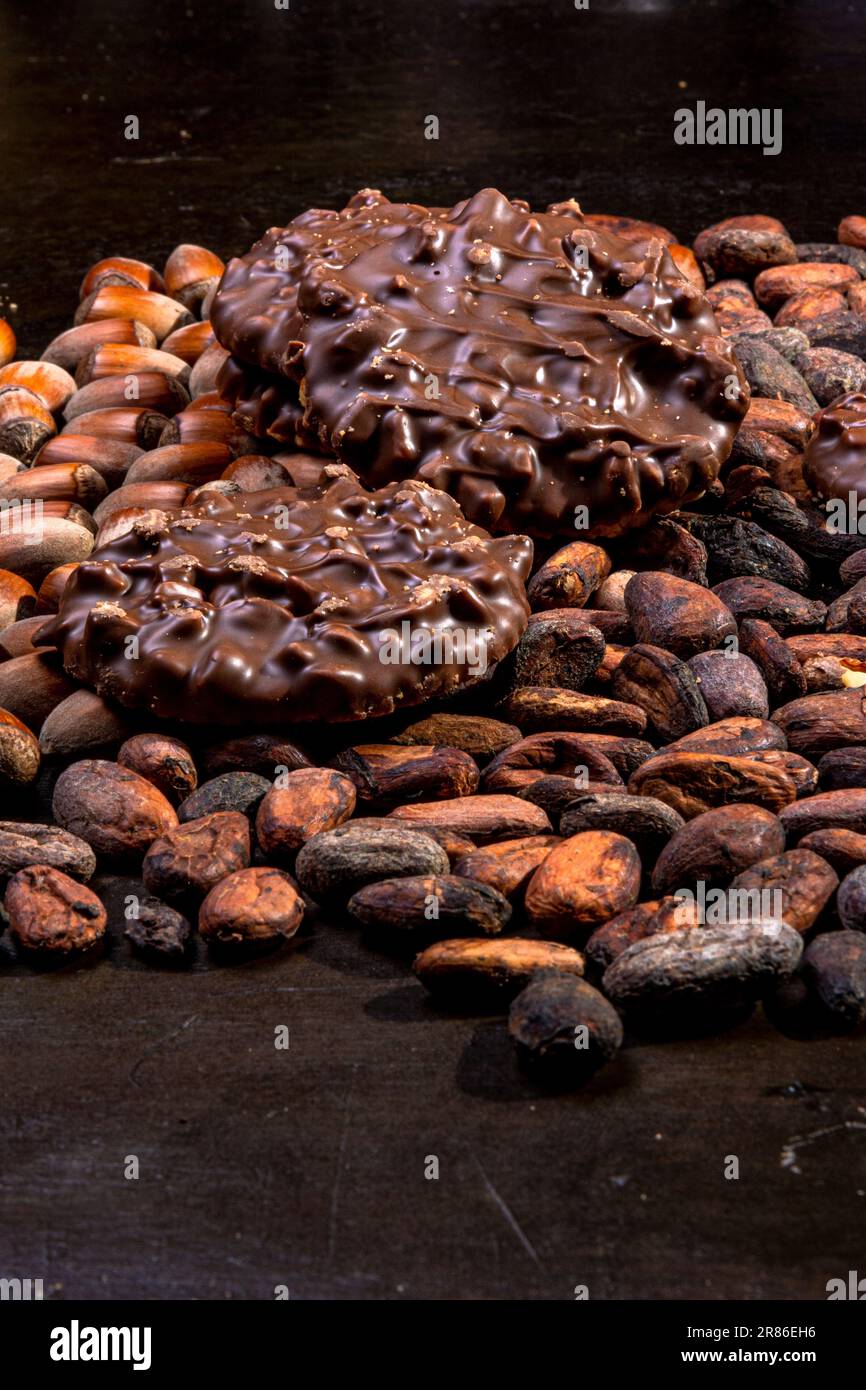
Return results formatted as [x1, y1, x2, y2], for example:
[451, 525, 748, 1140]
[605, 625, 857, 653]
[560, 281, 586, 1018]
[38, 474, 532, 724]
[211, 188, 748, 537]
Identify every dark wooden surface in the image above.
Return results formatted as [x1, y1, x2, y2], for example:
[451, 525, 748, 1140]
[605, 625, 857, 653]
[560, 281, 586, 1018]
[1, 0, 865, 1301]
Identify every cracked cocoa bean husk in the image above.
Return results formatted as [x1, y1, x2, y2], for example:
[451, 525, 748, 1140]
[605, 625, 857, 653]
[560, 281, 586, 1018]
[331, 745, 478, 810]
[611, 643, 708, 742]
[125, 896, 193, 964]
[4, 864, 106, 957]
[413, 936, 584, 1003]
[524, 830, 641, 942]
[347, 874, 512, 938]
[295, 823, 451, 905]
[526, 541, 611, 610]
[651, 804, 785, 897]
[508, 973, 623, 1085]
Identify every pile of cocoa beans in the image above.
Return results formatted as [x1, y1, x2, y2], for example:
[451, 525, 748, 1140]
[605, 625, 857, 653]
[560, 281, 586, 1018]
[1, 213, 866, 1092]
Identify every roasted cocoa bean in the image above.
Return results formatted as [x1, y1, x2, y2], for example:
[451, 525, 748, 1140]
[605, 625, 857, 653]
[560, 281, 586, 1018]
[387, 793, 552, 843]
[391, 713, 522, 762]
[0, 820, 96, 882]
[799, 828, 866, 877]
[507, 612, 605, 690]
[508, 974, 623, 1084]
[413, 936, 584, 1001]
[780, 788, 866, 841]
[178, 771, 271, 822]
[695, 216, 796, 281]
[624, 572, 736, 658]
[347, 874, 512, 937]
[712, 576, 826, 633]
[526, 541, 611, 610]
[835, 864, 866, 932]
[255, 769, 356, 853]
[295, 823, 450, 904]
[738, 618, 807, 706]
[687, 649, 769, 722]
[524, 830, 641, 942]
[728, 849, 838, 936]
[612, 643, 708, 742]
[332, 744, 478, 809]
[117, 733, 198, 805]
[198, 866, 304, 948]
[795, 345, 866, 404]
[482, 732, 623, 794]
[688, 515, 811, 593]
[559, 792, 684, 855]
[142, 810, 250, 900]
[53, 758, 177, 858]
[802, 931, 866, 1028]
[651, 804, 786, 897]
[628, 750, 797, 819]
[817, 746, 866, 791]
[728, 334, 817, 412]
[497, 686, 647, 736]
[748, 749, 819, 799]
[453, 835, 560, 901]
[0, 707, 40, 785]
[0, 651, 78, 730]
[199, 733, 311, 779]
[774, 690, 866, 757]
[662, 716, 787, 758]
[585, 896, 701, 973]
[4, 864, 106, 956]
[518, 775, 622, 820]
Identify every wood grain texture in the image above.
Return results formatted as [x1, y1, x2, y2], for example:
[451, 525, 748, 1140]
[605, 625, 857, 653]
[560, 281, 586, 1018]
[1, 0, 865, 1300]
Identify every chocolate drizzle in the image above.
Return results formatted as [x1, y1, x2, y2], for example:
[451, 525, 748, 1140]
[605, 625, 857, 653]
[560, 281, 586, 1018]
[37, 475, 533, 725]
[212, 188, 749, 537]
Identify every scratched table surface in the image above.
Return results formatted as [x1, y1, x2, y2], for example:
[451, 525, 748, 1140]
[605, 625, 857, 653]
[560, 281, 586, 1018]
[1, 0, 865, 1300]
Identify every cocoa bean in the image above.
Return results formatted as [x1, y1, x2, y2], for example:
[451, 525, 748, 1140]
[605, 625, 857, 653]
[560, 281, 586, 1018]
[0, 651, 78, 730]
[533, 605, 633, 643]
[508, 974, 623, 1084]
[706, 279, 772, 335]
[199, 733, 311, 779]
[786, 635, 866, 665]
[726, 429, 806, 496]
[178, 771, 271, 823]
[387, 793, 551, 844]
[4, 864, 106, 956]
[391, 713, 521, 762]
[799, 828, 866, 876]
[835, 864, 866, 932]
[518, 775, 622, 820]
[840, 549, 866, 587]
[199, 866, 304, 948]
[117, 733, 198, 805]
[0, 820, 95, 882]
[629, 750, 797, 819]
[748, 749, 819, 798]
[662, 715, 787, 758]
[593, 570, 634, 611]
[125, 896, 193, 964]
[413, 936, 584, 1001]
[731, 485, 863, 567]
[619, 517, 709, 585]
[497, 686, 647, 736]
[738, 618, 807, 706]
[688, 516, 811, 593]
[839, 216, 866, 249]
[774, 690, 866, 757]
[712, 576, 826, 633]
[796, 241, 866, 275]
[255, 769, 356, 853]
[142, 810, 250, 900]
[331, 744, 478, 809]
[453, 835, 560, 901]
[729, 849, 838, 936]
[526, 541, 610, 610]
[728, 334, 817, 412]
[482, 732, 623, 794]
[612, 643, 708, 741]
[336, 815, 475, 862]
[558, 733, 654, 779]
[585, 896, 701, 973]
[775, 287, 848, 330]
[295, 823, 450, 904]
[524, 830, 641, 942]
[590, 642, 629, 689]
[695, 216, 796, 281]
[507, 613, 605, 690]
[0, 513, 94, 585]
[755, 262, 859, 309]
[347, 874, 512, 937]
[735, 325, 812, 363]
[794, 346, 866, 404]
[559, 793, 684, 854]
[53, 758, 178, 858]
[817, 746, 866, 791]
[651, 803, 786, 897]
[687, 650, 769, 721]
[38, 689, 132, 759]
[802, 309, 866, 358]
[780, 788, 866, 841]
[743, 396, 816, 449]
[802, 931, 866, 1028]
[0, 707, 40, 785]
[624, 572, 736, 658]
[603, 921, 803, 1019]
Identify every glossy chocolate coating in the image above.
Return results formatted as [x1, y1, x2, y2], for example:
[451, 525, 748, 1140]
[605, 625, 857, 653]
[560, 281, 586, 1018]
[37, 476, 533, 725]
[803, 391, 866, 502]
[212, 188, 748, 537]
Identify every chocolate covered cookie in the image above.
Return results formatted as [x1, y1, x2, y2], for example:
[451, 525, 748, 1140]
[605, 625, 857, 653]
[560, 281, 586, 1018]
[37, 476, 532, 725]
[803, 391, 866, 504]
[212, 188, 748, 537]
